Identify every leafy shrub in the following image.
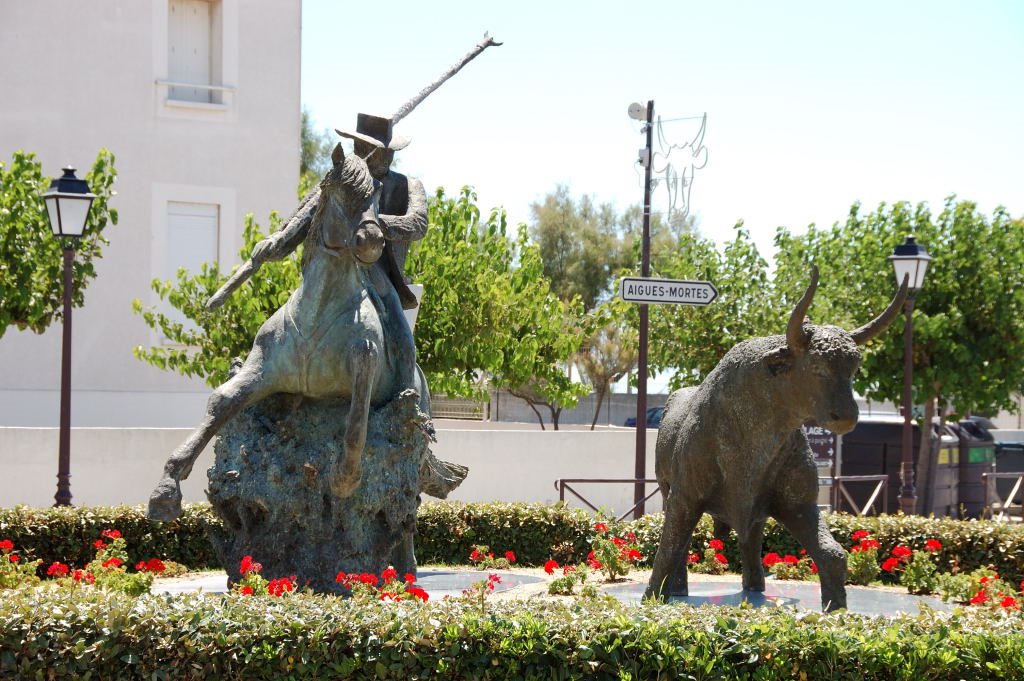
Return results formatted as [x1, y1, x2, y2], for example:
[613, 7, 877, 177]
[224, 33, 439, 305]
[2, 503, 1023, 585]
[764, 552, 817, 581]
[1, 589, 1023, 680]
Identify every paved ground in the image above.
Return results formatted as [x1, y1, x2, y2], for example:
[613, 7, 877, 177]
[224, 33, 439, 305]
[153, 567, 949, 615]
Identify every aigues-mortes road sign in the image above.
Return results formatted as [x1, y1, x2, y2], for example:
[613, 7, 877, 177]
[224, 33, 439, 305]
[619, 277, 718, 305]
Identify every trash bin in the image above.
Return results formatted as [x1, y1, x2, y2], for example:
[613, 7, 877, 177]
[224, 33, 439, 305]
[929, 424, 960, 517]
[994, 440, 1024, 508]
[839, 415, 919, 514]
[839, 416, 959, 517]
[956, 419, 997, 519]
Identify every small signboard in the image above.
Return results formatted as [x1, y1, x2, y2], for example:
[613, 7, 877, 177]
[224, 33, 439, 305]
[802, 421, 837, 462]
[619, 277, 718, 305]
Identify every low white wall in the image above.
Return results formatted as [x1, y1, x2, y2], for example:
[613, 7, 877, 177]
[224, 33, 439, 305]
[0, 426, 660, 517]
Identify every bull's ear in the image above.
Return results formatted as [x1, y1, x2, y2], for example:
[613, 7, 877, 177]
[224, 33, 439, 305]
[764, 347, 793, 376]
[331, 142, 345, 167]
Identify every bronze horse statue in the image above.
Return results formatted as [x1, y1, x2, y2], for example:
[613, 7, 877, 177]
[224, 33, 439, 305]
[148, 144, 436, 521]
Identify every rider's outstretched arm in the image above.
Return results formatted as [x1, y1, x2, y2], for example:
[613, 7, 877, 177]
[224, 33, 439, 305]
[256, 185, 321, 262]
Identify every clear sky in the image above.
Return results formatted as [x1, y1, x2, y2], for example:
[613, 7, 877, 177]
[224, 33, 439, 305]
[301, 0, 1023, 259]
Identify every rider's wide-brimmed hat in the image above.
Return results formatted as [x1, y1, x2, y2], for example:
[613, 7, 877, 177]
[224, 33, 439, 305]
[335, 113, 411, 152]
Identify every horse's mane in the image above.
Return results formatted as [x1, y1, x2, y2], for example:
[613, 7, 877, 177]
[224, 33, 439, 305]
[303, 154, 377, 269]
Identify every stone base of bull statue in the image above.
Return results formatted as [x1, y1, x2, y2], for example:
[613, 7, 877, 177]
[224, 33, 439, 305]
[205, 389, 431, 594]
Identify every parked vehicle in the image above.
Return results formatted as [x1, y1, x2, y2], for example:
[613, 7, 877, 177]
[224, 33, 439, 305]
[624, 406, 665, 428]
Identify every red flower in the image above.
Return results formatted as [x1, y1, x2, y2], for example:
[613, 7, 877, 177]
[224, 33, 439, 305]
[588, 558, 603, 570]
[405, 586, 429, 601]
[504, 550, 516, 563]
[544, 560, 559, 575]
[404, 573, 416, 584]
[714, 552, 728, 565]
[240, 585, 254, 596]
[563, 565, 576, 575]
[762, 552, 782, 567]
[688, 552, 700, 564]
[924, 539, 942, 552]
[881, 557, 901, 572]
[1000, 595, 1019, 610]
[93, 540, 106, 550]
[594, 522, 608, 533]
[101, 557, 123, 569]
[625, 548, 643, 562]
[9, 555, 18, 563]
[381, 567, 398, 583]
[101, 529, 122, 540]
[469, 549, 484, 563]
[890, 545, 913, 561]
[488, 573, 502, 584]
[0, 539, 13, 552]
[359, 573, 379, 586]
[851, 530, 870, 541]
[612, 537, 627, 547]
[47, 562, 69, 577]
[335, 571, 347, 583]
[859, 539, 880, 551]
[810, 561, 818, 574]
[970, 589, 988, 605]
[979, 576, 990, 585]
[783, 555, 799, 565]
[625, 532, 637, 544]
[267, 577, 295, 597]
[708, 539, 724, 551]
[145, 558, 166, 573]
[71, 569, 95, 584]
[239, 555, 262, 576]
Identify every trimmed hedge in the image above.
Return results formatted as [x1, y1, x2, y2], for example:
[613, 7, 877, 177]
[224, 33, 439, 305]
[1, 588, 1022, 680]
[1, 502, 1022, 582]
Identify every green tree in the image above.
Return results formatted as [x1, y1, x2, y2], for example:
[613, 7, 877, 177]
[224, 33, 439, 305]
[646, 223, 775, 389]
[299, 108, 333, 198]
[408, 187, 590, 429]
[575, 300, 638, 429]
[0, 150, 118, 339]
[133, 212, 296, 386]
[529, 185, 630, 310]
[773, 198, 1024, 511]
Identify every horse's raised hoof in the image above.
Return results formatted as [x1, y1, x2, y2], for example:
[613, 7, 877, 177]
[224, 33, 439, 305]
[148, 477, 183, 522]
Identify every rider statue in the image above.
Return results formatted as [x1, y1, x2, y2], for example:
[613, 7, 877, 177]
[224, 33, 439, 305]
[253, 113, 426, 396]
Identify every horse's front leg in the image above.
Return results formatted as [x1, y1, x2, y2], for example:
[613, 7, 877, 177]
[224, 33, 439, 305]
[329, 339, 379, 498]
[149, 360, 273, 521]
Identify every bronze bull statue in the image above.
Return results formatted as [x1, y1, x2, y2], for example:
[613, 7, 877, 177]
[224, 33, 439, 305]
[645, 266, 908, 611]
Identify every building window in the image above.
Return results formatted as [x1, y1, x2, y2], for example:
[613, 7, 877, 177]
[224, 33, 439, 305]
[164, 201, 219, 337]
[167, 0, 222, 104]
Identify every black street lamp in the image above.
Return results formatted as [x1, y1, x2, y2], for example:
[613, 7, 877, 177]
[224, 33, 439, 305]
[889, 235, 931, 515]
[42, 167, 95, 507]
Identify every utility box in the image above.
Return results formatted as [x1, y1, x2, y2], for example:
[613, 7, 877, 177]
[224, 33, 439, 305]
[930, 425, 961, 517]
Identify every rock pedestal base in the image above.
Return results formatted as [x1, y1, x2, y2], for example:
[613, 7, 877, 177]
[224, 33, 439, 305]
[205, 391, 430, 593]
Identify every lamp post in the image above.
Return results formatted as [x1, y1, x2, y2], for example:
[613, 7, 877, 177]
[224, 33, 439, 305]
[889, 235, 931, 515]
[42, 167, 96, 507]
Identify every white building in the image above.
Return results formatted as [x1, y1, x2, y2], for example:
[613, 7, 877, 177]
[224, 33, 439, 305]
[0, 0, 301, 427]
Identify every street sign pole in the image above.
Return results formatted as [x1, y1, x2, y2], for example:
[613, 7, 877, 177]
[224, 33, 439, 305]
[634, 99, 654, 520]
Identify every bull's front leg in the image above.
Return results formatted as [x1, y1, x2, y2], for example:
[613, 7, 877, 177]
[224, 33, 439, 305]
[775, 502, 847, 612]
[329, 339, 379, 498]
[645, 487, 701, 600]
[738, 519, 767, 592]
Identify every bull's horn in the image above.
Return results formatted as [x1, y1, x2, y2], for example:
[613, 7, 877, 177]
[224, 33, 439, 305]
[786, 265, 819, 354]
[850, 274, 910, 345]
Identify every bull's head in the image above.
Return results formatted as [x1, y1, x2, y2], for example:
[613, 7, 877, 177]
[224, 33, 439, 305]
[771, 266, 908, 434]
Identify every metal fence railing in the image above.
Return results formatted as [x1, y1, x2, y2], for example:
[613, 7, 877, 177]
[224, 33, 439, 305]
[830, 475, 889, 516]
[554, 478, 660, 521]
[983, 472, 1023, 522]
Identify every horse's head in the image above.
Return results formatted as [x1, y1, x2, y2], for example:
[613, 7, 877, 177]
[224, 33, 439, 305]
[317, 144, 384, 265]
